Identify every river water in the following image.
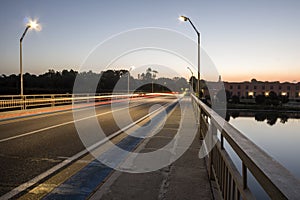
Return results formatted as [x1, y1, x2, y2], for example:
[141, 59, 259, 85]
[225, 110, 300, 199]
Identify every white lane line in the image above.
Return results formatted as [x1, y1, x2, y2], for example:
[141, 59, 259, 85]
[0, 102, 145, 143]
[0, 97, 148, 125]
[0, 99, 178, 200]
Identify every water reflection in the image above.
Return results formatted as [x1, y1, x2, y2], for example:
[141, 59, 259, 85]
[226, 110, 300, 125]
[226, 112, 300, 198]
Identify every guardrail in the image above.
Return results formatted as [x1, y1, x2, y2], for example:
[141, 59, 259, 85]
[191, 94, 300, 200]
[0, 93, 148, 111]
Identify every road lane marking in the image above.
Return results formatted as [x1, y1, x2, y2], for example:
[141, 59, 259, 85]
[0, 97, 145, 125]
[0, 97, 174, 143]
[17, 127, 131, 199]
[0, 101, 148, 143]
[17, 154, 95, 200]
[43, 100, 180, 199]
[0, 98, 178, 200]
[0, 96, 166, 125]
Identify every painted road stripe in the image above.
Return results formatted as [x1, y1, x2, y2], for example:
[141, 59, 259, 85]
[42, 102, 178, 199]
[0, 99, 177, 200]
[17, 106, 153, 200]
[0, 95, 162, 123]
[0, 101, 145, 143]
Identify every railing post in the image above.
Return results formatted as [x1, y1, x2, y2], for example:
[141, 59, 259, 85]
[21, 95, 25, 110]
[198, 104, 201, 125]
[242, 162, 247, 190]
[208, 122, 217, 180]
[199, 107, 204, 140]
[51, 95, 55, 107]
[221, 134, 224, 150]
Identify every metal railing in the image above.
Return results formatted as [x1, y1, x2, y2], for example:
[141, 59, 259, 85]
[0, 93, 148, 111]
[191, 94, 300, 200]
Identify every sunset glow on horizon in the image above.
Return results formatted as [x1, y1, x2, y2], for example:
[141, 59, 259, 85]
[0, 1, 299, 83]
[222, 72, 300, 83]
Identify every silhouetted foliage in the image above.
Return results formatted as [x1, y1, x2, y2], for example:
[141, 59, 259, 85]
[266, 91, 280, 106]
[188, 76, 197, 92]
[279, 95, 289, 104]
[231, 95, 240, 104]
[231, 111, 240, 118]
[0, 68, 189, 95]
[269, 91, 278, 99]
[255, 113, 267, 121]
[227, 110, 295, 126]
[255, 95, 266, 104]
[266, 114, 277, 125]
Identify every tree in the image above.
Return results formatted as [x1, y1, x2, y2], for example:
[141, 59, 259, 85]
[255, 113, 267, 122]
[231, 95, 240, 104]
[189, 76, 197, 92]
[266, 91, 279, 106]
[144, 67, 153, 80]
[0, 68, 191, 95]
[279, 95, 289, 104]
[255, 95, 265, 104]
[266, 114, 277, 125]
[173, 77, 188, 92]
[269, 91, 278, 100]
[99, 70, 119, 92]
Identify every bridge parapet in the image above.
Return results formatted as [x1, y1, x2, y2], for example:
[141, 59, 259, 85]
[0, 93, 149, 111]
[191, 94, 300, 199]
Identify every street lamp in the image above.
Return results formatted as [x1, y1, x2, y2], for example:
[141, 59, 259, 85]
[19, 19, 41, 96]
[187, 67, 194, 92]
[179, 15, 201, 97]
[128, 66, 135, 94]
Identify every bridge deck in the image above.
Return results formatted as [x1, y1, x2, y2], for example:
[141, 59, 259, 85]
[89, 98, 214, 200]
[1, 96, 216, 199]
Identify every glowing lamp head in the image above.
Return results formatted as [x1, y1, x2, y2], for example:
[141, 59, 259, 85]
[179, 15, 188, 22]
[27, 19, 41, 31]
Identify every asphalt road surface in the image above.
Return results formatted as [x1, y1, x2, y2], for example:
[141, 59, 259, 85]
[0, 96, 176, 196]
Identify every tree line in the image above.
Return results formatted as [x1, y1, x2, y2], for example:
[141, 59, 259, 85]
[0, 68, 189, 95]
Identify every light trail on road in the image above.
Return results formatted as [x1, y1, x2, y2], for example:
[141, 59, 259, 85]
[0, 96, 178, 197]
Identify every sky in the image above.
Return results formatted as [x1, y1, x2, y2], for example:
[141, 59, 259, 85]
[0, 0, 299, 82]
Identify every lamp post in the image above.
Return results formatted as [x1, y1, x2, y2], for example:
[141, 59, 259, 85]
[19, 19, 40, 96]
[179, 15, 201, 97]
[128, 66, 135, 94]
[187, 67, 194, 92]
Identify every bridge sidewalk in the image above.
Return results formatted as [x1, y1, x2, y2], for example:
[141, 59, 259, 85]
[89, 98, 214, 200]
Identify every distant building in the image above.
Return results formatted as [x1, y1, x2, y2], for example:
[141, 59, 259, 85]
[224, 79, 300, 100]
[202, 78, 300, 101]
